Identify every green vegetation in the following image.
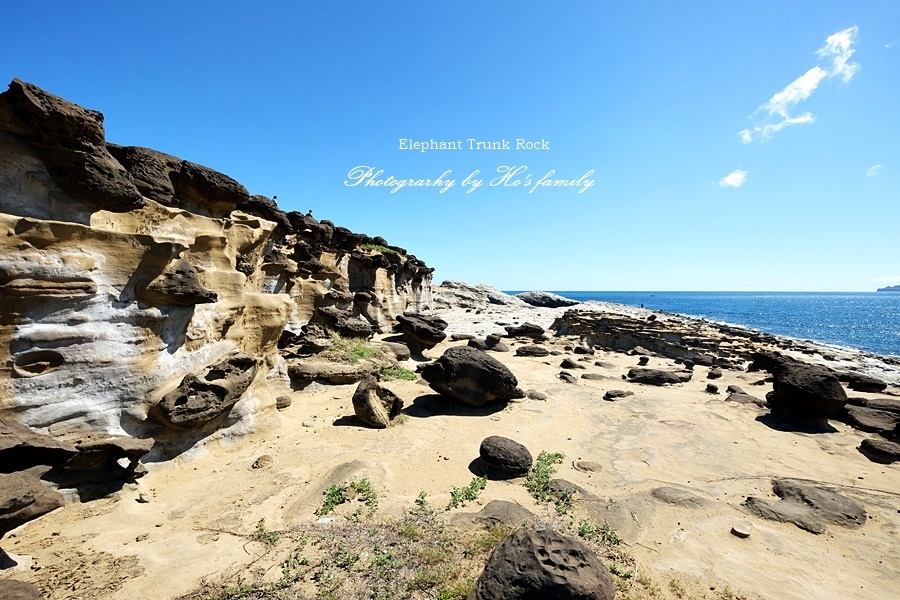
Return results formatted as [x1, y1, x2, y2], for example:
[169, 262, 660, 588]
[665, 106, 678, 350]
[328, 334, 382, 363]
[315, 479, 379, 517]
[378, 363, 418, 381]
[253, 517, 281, 545]
[447, 476, 487, 509]
[577, 519, 622, 548]
[360, 243, 397, 254]
[524, 451, 564, 502]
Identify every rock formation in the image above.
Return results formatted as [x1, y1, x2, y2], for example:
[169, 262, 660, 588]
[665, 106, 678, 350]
[421, 346, 523, 406]
[0, 79, 433, 536]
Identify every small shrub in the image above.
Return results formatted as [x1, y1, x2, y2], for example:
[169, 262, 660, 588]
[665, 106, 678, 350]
[524, 451, 564, 503]
[252, 517, 280, 544]
[577, 519, 622, 548]
[315, 478, 378, 517]
[448, 476, 487, 509]
[360, 243, 397, 254]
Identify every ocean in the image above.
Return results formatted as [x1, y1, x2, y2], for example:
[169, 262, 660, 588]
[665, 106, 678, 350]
[506, 291, 900, 358]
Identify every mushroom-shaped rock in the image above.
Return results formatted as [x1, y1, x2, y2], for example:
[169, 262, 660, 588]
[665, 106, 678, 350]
[421, 346, 522, 406]
[352, 374, 404, 428]
[471, 527, 615, 600]
[396, 313, 448, 353]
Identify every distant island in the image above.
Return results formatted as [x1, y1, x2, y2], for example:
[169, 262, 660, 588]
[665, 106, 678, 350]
[877, 285, 900, 292]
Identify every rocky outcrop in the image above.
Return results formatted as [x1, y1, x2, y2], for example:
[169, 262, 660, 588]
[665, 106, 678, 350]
[471, 527, 615, 600]
[751, 352, 847, 419]
[432, 281, 526, 310]
[0, 79, 433, 531]
[627, 368, 691, 386]
[421, 346, 523, 406]
[516, 291, 580, 308]
[744, 479, 866, 534]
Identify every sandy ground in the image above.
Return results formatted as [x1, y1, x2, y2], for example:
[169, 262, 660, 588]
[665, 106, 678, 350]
[1, 303, 899, 599]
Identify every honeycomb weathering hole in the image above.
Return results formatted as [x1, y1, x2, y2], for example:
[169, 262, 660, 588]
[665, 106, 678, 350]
[13, 350, 64, 377]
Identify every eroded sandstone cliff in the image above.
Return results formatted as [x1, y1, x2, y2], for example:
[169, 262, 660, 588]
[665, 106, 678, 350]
[0, 78, 432, 531]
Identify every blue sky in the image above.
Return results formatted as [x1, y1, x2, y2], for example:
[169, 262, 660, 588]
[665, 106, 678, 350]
[2, 1, 898, 291]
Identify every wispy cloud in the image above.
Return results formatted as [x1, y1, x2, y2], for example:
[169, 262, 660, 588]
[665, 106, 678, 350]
[866, 164, 883, 176]
[886, 42, 894, 49]
[718, 169, 748, 188]
[741, 26, 860, 143]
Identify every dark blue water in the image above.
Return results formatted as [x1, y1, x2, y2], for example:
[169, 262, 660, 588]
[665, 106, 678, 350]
[508, 292, 900, 358]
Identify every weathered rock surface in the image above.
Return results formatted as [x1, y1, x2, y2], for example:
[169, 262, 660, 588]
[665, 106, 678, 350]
[858, 437, 900, 463]
[841, 373, 887, 393]
[627, 368, 691, 386]
[479, 436, 533, 477]
[150, 354, 259, 429]
[515, 345, 550, 357]
[603, 389, 634, 401]
[504, 322, 545, 339]
[432, 281, 526, 310]
[744, 479, 866, 534]
[449, 500, 533, 530]
[421, 346, 522, 406]
[842, 405, 900, 435]
[752, 352, 847, 419]
[286, 361, 371, 385]
[351, 374, 404, 428]
[471, 527, 615, 600]
[0, 579, 44, 600]
[396, 313, 447, 353]
[516, 291, 580, 308]
[0, 466, 65, 538]
[651, 486, 709, 508]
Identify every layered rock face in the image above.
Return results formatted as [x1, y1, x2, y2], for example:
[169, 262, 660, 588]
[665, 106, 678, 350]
[0, 78, 432, 443]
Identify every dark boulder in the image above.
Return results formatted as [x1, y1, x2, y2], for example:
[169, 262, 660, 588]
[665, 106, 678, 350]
[756, 354, 848, 419]
[421, 346, 521, 406]
[479, 436, 533, 477]
[842, 405, 900, 435]
[707, 367, 723, 379]
[516, 345, 550, 358]
[467, 339, 489, 351]
[504, 322, 545, 339]
[627, 368, 690, 386]
[0, 79, 144, 212]
[841, 373, 888, 393]
[135, 258, 217, 307]
[858, 437, 900, 464]
[603, 390, 634, 401]
[559, 372, 578, 384]
[1, 466, 65, 539]
[352, 374, 404, 428]
[170, 160, 249, 218]
[396, 313, 448, 353]
[316, 306, 374, 339]
[560, 358, 586, 370]
[151, 353, 258, 429]
[471, 527, 615, 600]
[451, 333, 476, 341]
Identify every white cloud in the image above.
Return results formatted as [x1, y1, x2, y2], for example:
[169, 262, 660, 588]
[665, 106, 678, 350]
[740, 26, 859, 143]
[718, 169, 748, 188]
[817, 26, 860, 83]
[887, 42, 895, 49]
[866, 164, 883, 176]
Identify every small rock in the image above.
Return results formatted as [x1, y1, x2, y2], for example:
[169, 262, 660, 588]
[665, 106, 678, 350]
[526, 390, 548, 401]
[251, 455, 274, 469]
[558, 372, 578, 384]
[637, 356, 649, 366]
[707, 368, 723, 379]
[302, 420, 314, 428]
[136, 533, 149, 542]
[706, 383, 719, 394]
[560, 358, 586, 370]
[480, 436, 533, 477]
[603, 390, 634, 401]
[275, 395, 292, 410]
[573, 460, 603, 473]
[731, 522, 753, 538]
[516, 345, 550, 357]
[137, 493, 151, 504]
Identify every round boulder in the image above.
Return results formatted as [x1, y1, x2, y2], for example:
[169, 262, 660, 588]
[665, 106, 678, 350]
[471, 527, 615, 600]
[480, 436, 533, 477]
[421, 346, 522, 406]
